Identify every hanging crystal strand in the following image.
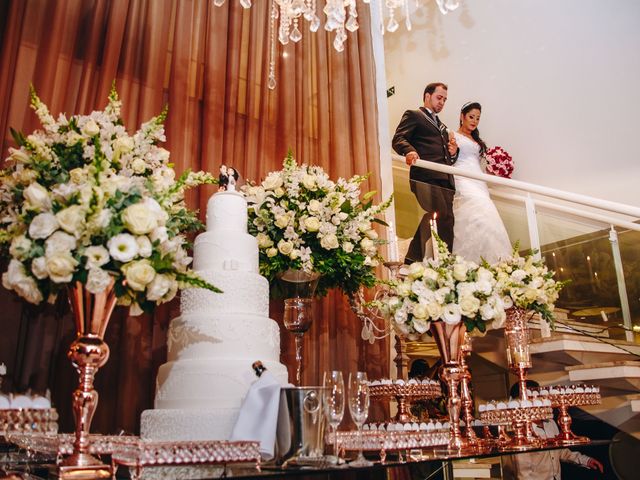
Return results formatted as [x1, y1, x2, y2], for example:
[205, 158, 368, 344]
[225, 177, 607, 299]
[239, 0, 252, 8]
[268, 0, 278, 90]
[308, 0, 320, 31]
[387, 4, 399, 33]
[278, 2, 291, 45]
[404, 0, 412, 30]
[378, 0, 385, 34]
[435, 0, 449, 15]
[290, 17, 303, 42]
[213, 0, 225, 7]
[345, 0, 359, 32]
[445, 0, 461, 12]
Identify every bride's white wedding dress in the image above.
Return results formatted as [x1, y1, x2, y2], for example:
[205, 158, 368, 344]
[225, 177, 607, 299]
[452, 132, 512, 263]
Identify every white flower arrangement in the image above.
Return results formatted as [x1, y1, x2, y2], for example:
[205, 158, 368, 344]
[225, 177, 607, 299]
[494, 245, 566, 325]
[243, 151, 391, 297]
[0, 86, 220, 315]
[379, 236, 507, 338]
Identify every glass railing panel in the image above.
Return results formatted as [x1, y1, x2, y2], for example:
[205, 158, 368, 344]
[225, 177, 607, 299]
[535, 208, 629, 342]
[618, 228, 640, 343]
[491, 195, 531, 252]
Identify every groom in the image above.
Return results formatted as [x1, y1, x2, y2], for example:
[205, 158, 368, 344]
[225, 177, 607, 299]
[392, 82, 458, 263]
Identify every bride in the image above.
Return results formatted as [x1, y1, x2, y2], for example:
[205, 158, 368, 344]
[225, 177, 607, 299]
[451, 102, 512, 263]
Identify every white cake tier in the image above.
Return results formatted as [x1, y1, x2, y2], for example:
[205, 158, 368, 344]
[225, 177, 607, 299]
[205, 191, 247, 233]
[167, 314, 281, 362]
[180, 271, 269, 317]
[140, 407, 240, 441]
[154, 358, 289, 410]
[192, 230, 258, 273]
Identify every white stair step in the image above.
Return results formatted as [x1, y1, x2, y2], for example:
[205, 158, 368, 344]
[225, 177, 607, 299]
[566, 361, 640, 392]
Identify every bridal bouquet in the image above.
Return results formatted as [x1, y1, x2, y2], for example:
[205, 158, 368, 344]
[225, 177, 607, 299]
[244, 152, 391, 297]
[0, 86, 220, 315]
[493, 246, 566, 326]
[379, 237, 507, 338]
[485, 146, 514, 178]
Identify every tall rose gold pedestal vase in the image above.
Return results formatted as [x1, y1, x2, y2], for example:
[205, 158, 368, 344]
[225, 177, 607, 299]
[431, 322, 472, 453]
[54, 281, 118, 479]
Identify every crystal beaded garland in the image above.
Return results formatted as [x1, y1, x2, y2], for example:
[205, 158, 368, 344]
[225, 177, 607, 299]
[214, 0, 460, 89]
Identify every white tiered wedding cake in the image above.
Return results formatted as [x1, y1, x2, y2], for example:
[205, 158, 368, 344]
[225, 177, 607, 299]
[141, 190, 289, 441]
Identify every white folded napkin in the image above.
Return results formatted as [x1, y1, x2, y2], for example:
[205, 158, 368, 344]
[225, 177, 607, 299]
[230, 370, 290, 460]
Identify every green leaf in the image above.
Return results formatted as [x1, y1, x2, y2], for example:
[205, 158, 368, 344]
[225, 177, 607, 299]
[10, 128, 26, 147]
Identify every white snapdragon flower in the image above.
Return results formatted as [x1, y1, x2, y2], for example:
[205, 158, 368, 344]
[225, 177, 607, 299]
[28, 213, 59, 239]
[23, 183, 52, 211]
[108, 233, 139, 262]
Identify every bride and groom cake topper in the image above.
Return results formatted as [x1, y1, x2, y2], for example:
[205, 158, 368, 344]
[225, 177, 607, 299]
[218, 165, 240, 192]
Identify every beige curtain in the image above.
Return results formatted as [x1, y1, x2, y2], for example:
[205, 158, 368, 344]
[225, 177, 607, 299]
[0, 0, 388, 434]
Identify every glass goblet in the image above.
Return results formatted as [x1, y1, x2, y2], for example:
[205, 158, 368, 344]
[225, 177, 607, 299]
[283, 297, 314, 385]
[348, 371, 373, 467]
[323, 371, 345, 464]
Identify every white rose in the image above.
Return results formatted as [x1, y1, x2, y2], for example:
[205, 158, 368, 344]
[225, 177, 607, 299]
[123, 259, 156, 291]
[2, 260, 43, 304]
[146, 274, 175, 302]
[274, 187, 285, 198]
[343, 242, 354, 253]
[480, 303, 497, 321]
[23, 183, 51, 211]
[426, 302, 444, 319]
[150, 227, 168, 244]
[56, 205, 85, 236]
[442, 303, 462, 325]
[29, 256, 48, 279]
[82, 119, 100, 136]
[256, 233, 273, 249]
[114, 136, 135, 154]
[289, 249, 299, 260]
[423, 268, 439, 282]
[274, 214, 289, 229]
[28, 213, 59, 239]
[122, 203, 157, 235]
[412, 304, 429, 319]
[459, 295, 481, 317]
[476, 280, 493, 296]
[407, 262, 425, 279]
[136, 236, 153, 258]
[453, 262, 469, 282]
[45, 231, 77, 256]
[396, 282, 412, 297]
[308, 199, 321, 213]
[86, 268, 113, 294]
[266, 247, 278, 258]
[277, 240, 294, 256]
[46, 252, 78, 283]
[394, 308, 408, 325]
[9, 235, 32, 260]
[365, 229, 378, 240]
[302, 174, 316, 190]
[320, 233, 339, 250]
[65, 131, 83, 146]
[69, 168, 87, 184]
[304, 217, 320, 232]
[511, 269, 527, 282]
[108, 233, 139, 262]
[477, 267, 493, 284]
[360, 237, 374, 252]
[18, 168, 37, 183]
[262, 173, 283, 190]
[131, 158, 147, 174]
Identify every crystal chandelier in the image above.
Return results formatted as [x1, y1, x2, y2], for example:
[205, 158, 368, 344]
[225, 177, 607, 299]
[214, 1, 461, 88]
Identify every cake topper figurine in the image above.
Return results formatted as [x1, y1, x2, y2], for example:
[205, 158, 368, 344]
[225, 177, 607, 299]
[218, 165, 240, 192]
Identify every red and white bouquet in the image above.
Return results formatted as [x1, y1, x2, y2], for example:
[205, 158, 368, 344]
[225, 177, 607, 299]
[485, 146, 514, 178]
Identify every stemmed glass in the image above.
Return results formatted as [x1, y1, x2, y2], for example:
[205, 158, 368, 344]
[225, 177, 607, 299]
[283, 298, 314, 385]
[323, 371, 345, 464]
[347, 371, 373, 467]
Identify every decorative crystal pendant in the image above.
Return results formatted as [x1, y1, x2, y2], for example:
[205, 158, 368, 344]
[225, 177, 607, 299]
[333, 34, 345, 52]
[386, 16, 399, 33]
[310, 14, 321, 32]
[279, 28, 290, 45]
[446, 0, 461, 11]
[239, 0, 252, 8]
[361, 324, 370, 341]
[290, 26, 303, 43]
[345, 15, 359, 32]
[268, 75, 277, 90]
[213, 0, 225, 6]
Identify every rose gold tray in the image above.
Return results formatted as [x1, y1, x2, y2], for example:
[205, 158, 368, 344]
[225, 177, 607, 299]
[335, 429, 449, 452]
[368, 382, 442, 399]
[479, 406, 553, 425]
[0, 409, 58, 435]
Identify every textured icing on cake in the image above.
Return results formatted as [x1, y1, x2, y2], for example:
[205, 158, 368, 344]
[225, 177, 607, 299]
[141, 190, 288, 442]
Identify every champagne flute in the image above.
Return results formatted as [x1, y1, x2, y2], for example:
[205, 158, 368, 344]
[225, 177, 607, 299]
[323, 371, 345, 464]
[348, 371, 373, 467]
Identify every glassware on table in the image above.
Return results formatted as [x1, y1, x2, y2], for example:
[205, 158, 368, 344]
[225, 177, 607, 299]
[347, 371, 373, 467]
[322, 370, 345, 464]
[283, 297, 314, 385]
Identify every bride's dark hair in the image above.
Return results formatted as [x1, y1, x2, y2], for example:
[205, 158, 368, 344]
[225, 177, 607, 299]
[460, 102, 487, 156]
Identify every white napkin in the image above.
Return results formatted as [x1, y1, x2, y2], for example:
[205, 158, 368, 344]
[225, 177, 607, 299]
[230, 370, 290, 460]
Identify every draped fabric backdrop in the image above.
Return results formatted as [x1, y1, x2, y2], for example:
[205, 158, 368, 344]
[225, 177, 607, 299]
[0, 0, 389, 434]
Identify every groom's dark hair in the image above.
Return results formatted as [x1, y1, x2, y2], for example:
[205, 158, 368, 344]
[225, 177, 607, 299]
[423, 82, 448, 101]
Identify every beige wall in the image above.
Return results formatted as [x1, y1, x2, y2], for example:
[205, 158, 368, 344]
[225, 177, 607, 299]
[383, 0, 640, 212]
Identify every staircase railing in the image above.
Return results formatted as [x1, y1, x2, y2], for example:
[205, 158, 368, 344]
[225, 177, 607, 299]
[392, 154, 639, 343]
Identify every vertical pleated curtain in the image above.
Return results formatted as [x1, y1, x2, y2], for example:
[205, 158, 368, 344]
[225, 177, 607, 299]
[0, 0, 389, 434]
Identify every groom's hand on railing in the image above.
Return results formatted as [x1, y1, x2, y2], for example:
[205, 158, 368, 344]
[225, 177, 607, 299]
[405, 151, 419, 166]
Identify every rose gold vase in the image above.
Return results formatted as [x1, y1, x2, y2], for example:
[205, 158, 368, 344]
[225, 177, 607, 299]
[56, 280, 117, 479]
[459, 333, 479, 447]
[430, 321, 468, 452]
